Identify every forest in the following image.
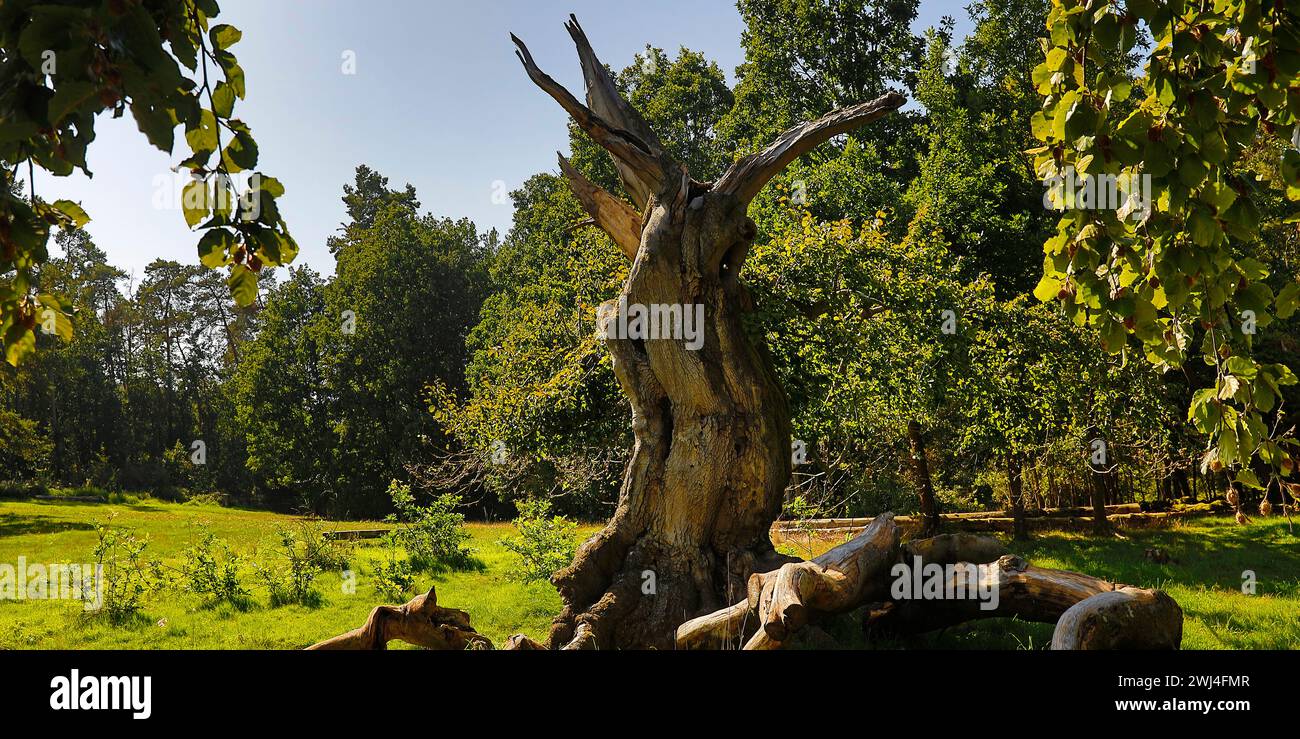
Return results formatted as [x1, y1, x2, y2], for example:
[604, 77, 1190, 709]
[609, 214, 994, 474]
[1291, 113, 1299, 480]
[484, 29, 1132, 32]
[0, 0, 1298, 655]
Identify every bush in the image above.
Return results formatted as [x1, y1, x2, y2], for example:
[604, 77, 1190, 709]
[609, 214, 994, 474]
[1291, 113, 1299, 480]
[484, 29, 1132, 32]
[183, 492, 226, 507]
[253, 525, 330, 608]
[90, 512, 167, 625]
[385, 481, 474, 571]
[0, 480, 47, 499]
[499, 499, 578, 584]
[294, 520, 353, 571]
[372, 533, 416, 600]
[179, 524, 250, 607]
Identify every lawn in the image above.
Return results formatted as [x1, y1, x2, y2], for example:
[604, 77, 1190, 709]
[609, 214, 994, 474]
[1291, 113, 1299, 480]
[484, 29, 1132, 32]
[0, 498, 599, 649]
[1, 499, 1296, 649]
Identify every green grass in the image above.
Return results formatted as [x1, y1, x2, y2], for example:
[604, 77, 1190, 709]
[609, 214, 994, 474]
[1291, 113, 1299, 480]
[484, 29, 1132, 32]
[0, 498, 598, 649]
[2, 499, 1295, 649]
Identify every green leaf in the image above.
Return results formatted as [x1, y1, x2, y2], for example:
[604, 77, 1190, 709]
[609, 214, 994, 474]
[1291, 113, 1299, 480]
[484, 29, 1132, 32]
[51, 200, 90, 228]
[197, 228, 236, 268]
[210, 25, 243, 50]
[1276, 282, 1300, 319]
[227, 264, 259, 307]
[182, 179, 211, 228]
[185, 109, 219, 154]
[47, 82, 95, 123]
[211, 82, 236, 119]
[221, 131, 258, 172]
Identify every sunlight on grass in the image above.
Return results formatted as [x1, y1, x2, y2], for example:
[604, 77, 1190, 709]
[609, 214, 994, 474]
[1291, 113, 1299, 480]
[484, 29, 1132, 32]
[2, 500, 1294, 649]
[0, 499, 600, 649]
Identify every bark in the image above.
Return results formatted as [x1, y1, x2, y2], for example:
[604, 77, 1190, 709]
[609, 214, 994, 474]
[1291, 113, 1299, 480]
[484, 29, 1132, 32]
[907, 420, 940, 537]
[306, 587, 492, 651]
[865, 554, 1181, 649]
[1089, 470, 1112, 535]
[676, 512, 900, 649]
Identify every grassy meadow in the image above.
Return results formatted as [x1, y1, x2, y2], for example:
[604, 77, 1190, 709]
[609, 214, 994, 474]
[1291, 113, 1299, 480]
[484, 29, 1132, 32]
[0, 498, 599, 649]
[1, 497, 1296, 649]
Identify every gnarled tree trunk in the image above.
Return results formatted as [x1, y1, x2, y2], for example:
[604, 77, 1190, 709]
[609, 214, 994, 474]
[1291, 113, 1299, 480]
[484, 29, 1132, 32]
[507, 16, 905, 650]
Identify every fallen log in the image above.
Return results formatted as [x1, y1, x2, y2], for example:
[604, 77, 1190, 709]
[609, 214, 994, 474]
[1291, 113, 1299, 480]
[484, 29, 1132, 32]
[683, 514, 1183, 650]
[307, 587, 493, 650]
[678, 512, 901, 650]
[316, 516, 1182, 651]
[863, 554, 1182, 649]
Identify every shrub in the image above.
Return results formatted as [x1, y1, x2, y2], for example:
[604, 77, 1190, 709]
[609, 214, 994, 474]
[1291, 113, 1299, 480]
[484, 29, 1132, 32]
[372, 533, 416, 600]
[295, 519, 353, 571]
[253, 525, 329, 608]
[782, 494, 822, 559]
[0, 480, 47, 499]
[385, 481, 473, 571]
[499, 499, 578, 584]
[179, 524, 250, 607]
[90, 512, 167, 625]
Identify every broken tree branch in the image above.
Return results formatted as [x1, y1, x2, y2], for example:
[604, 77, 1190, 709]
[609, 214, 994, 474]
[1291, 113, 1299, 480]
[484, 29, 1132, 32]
[676, 512, 901, 650]
[564, 14, 667, 209]
[558, 153, 642, 259]
[714, 92, 907, 204]
[307, 587, 492, 650]
[511, 27, 670, 208]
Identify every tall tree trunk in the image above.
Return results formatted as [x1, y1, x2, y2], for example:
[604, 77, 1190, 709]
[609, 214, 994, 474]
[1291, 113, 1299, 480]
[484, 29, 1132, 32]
[1088, 471, 1111, 535]
[907, 420, 940, 537]
[509, 17, 905, 649]
[1006, 452, 1028, 540]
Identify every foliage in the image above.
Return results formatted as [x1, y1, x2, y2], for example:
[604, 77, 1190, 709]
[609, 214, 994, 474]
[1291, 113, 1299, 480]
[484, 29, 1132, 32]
[372, 533, 416, 600]
[0, 0, 296, 365]
[252, 521, 347, 608]
[499, 499, 578, 584]
[90, 512, 166, 624]
[1031, 0, 1300, 493]
[384, 480, 474, 571]
[179, 523, 249, 606]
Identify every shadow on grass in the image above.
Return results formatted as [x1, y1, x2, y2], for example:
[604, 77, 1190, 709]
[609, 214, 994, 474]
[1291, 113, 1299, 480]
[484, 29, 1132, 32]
[0, 513, 94, 539]
[1010, 518, 1300, 596]
[411, 554, 488, 576]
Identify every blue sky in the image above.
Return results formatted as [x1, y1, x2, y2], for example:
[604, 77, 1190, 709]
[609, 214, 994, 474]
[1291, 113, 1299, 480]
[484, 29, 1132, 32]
[36, 0, 974, 280]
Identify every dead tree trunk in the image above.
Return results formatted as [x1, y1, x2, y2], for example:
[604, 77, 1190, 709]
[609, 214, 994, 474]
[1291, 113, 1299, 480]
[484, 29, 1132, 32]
[908, 420, 940, 537]
[502, 16, 906, 649]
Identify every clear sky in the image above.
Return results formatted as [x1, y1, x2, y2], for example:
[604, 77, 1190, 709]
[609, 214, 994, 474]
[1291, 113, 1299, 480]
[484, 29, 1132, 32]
[35, 0, 974, 281]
